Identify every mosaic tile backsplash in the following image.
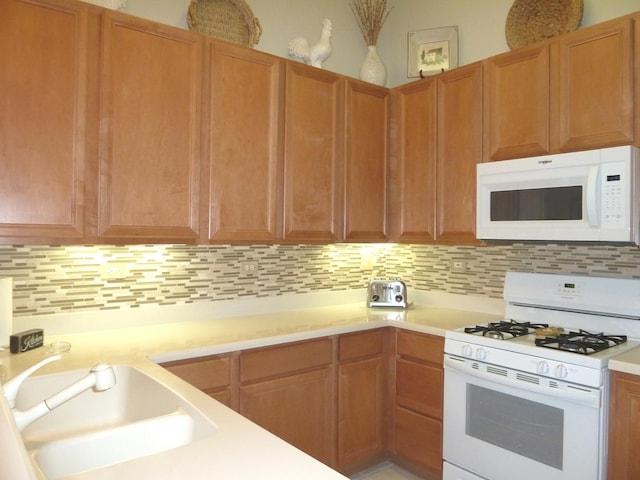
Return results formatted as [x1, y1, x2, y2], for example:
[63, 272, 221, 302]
[0, 243, 639, 317]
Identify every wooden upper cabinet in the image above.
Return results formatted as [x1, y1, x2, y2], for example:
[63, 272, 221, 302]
[550, 16, 634, 152]
[206, 41, 284, 243]
[95, 11, 203, 243]
[483, 43, 550, 161]
[436, 62, 483, 244]
[388, 78, 437, 243]
[283, 63, 343, 242]
[0, 0, 89, 243]
[343, 80, 389, 242]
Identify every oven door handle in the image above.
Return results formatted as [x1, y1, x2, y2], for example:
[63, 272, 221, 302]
[444, 355, 601, 408]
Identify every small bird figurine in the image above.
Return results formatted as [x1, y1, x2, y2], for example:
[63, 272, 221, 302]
[288, 18, 333, 69]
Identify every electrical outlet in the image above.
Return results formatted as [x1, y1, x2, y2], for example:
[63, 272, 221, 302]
[239, 261, 259, 276]
[99, 263, 130, 280]
[451, 260, 467, 272]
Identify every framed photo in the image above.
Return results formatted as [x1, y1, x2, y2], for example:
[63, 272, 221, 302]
[407, 26, 458, 78]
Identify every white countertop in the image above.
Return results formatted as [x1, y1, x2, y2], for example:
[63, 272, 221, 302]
[0, 289, 504, 480]
[609, 347, 640, 376]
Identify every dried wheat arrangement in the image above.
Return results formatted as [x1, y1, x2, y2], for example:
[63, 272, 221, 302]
[350, 0, 393, 46]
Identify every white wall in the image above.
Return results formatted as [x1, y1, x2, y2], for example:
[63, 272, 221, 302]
[118, 0, 639, 87]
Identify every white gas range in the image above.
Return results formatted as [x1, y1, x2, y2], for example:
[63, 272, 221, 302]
[443, 271, 640, 480]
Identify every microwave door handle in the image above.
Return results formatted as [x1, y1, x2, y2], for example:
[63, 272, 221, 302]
[586, 166, 600, 226]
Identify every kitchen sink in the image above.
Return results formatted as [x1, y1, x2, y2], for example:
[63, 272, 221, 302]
[32, 410, 202, 479]
[15, 365, 217, 479]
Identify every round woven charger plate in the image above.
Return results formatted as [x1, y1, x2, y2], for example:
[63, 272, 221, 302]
[505, 0, 583, 50]
[187, 0, 262, 48]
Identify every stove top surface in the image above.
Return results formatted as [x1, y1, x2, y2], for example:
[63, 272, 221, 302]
[447, 319, 640, 369]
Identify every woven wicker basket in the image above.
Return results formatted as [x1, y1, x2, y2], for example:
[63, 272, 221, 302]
[505, 0, 583, 50]
[187, 0, 262, 48]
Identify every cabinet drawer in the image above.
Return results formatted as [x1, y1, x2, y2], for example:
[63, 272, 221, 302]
[396, 358, 443, 419]
[162, 354, 231, 391]
[240, 338, 333, 383]
[397, 330, 443, 366]
[395, 406, 442, 475]
[339, 329, 384, 362]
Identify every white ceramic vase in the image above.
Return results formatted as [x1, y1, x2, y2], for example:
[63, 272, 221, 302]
[359, 45, 387, 86]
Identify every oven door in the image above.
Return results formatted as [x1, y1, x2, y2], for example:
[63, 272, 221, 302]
[443, 354, 606, 480]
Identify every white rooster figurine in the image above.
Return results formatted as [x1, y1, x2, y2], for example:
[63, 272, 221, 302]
[288, 18, 332, 68]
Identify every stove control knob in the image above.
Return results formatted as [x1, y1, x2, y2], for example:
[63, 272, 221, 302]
[475, 348, 488, 361]
[536, 360, 549, 375]
[461, 345, 473, 357]
[554, 364, 568, 379]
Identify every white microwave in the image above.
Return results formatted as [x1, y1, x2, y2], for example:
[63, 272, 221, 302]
[476, 145, 640, 243]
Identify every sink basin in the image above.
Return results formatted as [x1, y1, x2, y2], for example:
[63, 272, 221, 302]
[33, 410, 199, 479]
[15, 365, 216, 478]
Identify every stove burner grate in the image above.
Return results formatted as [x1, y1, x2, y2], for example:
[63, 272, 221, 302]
[535, 329, 627, 355]
[464, 320, 549, 340]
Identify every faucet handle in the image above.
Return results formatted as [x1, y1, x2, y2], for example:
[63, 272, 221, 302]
[2, 354, 61, 408]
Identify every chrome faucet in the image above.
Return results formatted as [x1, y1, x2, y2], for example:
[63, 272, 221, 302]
[2, 355, 116, 432]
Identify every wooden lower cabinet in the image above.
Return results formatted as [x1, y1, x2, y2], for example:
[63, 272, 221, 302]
[392, 330, 444, 479]
[608, 371, 640, 479]
[239, 338, 335, 466]
[240, 368, 334, 463]
[395, 406, 442, 476]
[337, 330, 386, 473]
[161, 354, 234, 407]
[161, 328, 448, 478]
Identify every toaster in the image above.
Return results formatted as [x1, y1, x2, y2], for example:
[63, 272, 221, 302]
[367, 278, 408, 308]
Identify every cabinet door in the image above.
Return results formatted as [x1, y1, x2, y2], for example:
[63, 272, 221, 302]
[283, 63, 343, 242]
[483, 43, 550, 161]
[240, 368, 334, 465]
[239, 338, 334, 465]
[608, 371, 640, 479]
[96, 12, 203, 242]
[388, 78, 437, 242]
[551, 17, 634, 152]
[0, 0, 88, 242]
[344, 80, 389, 242]
[207, 41, 284, 242]
[436, 62, 483, 244]
[337, 330, 386, 471]
[338, 357, 384, 471]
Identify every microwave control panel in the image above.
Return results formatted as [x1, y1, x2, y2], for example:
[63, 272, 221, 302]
[600, 161, 627, 228]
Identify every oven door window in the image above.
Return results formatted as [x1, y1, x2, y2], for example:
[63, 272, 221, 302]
[466, 384, 563, 469]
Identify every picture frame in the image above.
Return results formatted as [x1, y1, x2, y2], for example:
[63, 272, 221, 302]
[407, 26, 459, 78]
